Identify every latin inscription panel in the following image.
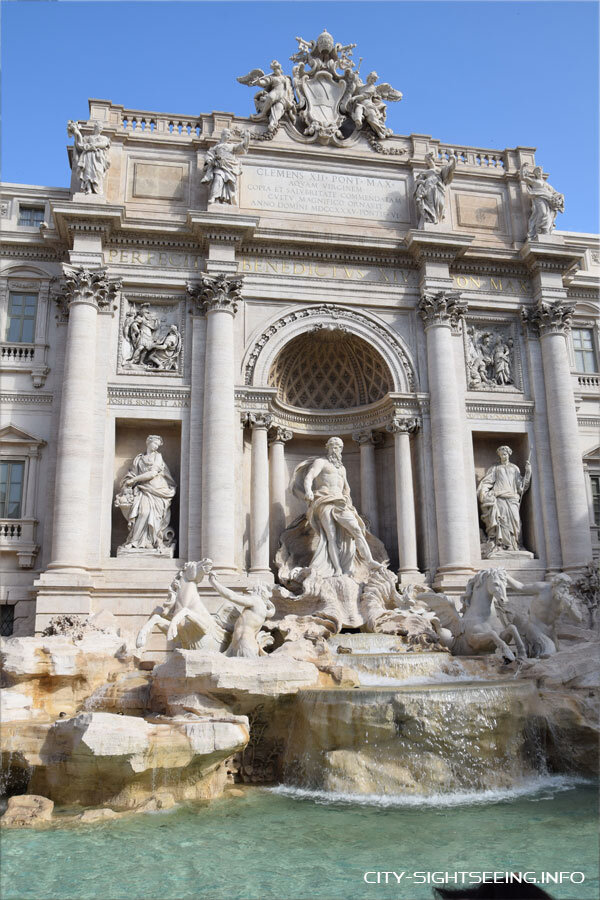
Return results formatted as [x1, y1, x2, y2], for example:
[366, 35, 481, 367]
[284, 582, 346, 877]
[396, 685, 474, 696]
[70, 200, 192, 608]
[241, 165, 409, 222]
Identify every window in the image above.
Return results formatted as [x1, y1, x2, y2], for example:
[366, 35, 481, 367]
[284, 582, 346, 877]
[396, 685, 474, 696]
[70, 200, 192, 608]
[0, 460, 25, 519]
[18, 206, 45, 227]
[591, 475, 600, 526]
[572, 328, 598, 373]
[6, 292, 37, 343]
[0, 605, 14, 637]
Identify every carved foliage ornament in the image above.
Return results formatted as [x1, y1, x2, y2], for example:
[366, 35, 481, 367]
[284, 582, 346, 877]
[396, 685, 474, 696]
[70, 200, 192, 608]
[418, 291, 467, 330]
[59, 266, 122, 313]
[386, 414, 420, 435]
[522, 300, 575, 336]
[237, 29, 402, 147]
[243, 411, 273, 429]
[269, 426, 293, 444]
[187, 273, 244, 315]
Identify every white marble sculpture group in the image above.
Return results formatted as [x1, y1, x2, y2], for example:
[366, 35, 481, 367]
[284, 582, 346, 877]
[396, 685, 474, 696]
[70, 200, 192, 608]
[466, 327, 515, 390]
[237, 29, 402, 145]
[121, 303, 182, 371]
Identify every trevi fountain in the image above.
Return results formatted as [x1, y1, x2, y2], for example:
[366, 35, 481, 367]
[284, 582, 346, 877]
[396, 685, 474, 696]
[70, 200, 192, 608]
[0, 26, 598, 900]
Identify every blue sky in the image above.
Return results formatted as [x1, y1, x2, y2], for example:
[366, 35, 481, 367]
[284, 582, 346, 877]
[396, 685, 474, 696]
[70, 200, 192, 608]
[2, 0, 598, 232]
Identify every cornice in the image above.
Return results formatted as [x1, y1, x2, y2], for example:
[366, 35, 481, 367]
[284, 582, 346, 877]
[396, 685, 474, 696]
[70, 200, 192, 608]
[465, 399, 534, 420]
[242, 242, 417, 269]
[0, 391, 53, 406]
[107, 385, 190, 407]
[0, 242, 64, 262]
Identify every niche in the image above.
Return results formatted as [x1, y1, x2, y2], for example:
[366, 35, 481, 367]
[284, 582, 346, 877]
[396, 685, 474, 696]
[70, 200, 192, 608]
[472, 432, 536, 556]
[111, 419, 181, 557]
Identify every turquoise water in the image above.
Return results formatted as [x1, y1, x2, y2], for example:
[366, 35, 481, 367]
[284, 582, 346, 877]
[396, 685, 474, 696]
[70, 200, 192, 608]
[1, 778, 597, 900]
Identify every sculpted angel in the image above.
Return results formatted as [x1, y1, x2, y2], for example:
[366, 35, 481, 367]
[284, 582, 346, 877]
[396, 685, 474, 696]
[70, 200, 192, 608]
[346, 71, 402, 140]
[237, 60, 296, 134]
[201, 129, 249, 204]
[67, 120, 111, 195]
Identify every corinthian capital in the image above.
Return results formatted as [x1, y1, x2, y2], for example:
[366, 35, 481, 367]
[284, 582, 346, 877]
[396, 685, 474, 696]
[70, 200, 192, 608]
[269, 425, 293, 444]
[418, 290, 467, 330]
[242, 412, 272, 429]
[60, 265, 122, 312]
[387, 414, 421, 435]
[187, 273, 243, 315]
[522, 299, 575, 336]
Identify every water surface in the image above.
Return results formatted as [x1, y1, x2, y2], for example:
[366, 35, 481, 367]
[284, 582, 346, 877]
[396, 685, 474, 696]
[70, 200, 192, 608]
[1, 778, 597, 900]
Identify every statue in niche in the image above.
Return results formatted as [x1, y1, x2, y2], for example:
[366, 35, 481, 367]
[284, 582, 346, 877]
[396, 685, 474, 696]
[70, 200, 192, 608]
[67, 120, 111, 195]
[519, 164, 564, 240]
[237, 61, 297, 135]
[122, 303, 182, 371]
[466, 327, 515, 390]
[114, 435, 176, 557]
[294, 436, 381, 578]
[201, 129, 250, 205]
[413, 151, 457, 228]
[477, 445, 531, 558]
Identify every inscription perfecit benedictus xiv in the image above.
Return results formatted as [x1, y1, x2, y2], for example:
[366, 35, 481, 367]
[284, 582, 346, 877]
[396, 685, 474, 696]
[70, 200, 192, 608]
[241, 166, 408, 222]
[237, 257, 418, 284]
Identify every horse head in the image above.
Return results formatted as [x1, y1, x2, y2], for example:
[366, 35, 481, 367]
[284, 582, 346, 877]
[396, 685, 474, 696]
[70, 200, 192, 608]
[463, 568, 508, 620]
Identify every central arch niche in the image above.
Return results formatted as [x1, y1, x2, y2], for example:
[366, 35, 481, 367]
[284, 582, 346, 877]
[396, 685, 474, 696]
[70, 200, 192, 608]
[268, 329, 394, 410]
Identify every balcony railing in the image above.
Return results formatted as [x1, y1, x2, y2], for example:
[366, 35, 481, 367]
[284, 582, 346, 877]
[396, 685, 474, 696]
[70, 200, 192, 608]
[0, 518, 38, 568]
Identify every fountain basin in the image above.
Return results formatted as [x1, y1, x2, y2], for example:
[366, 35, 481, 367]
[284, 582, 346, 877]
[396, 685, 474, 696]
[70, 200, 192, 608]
[284, 680, 539, 795]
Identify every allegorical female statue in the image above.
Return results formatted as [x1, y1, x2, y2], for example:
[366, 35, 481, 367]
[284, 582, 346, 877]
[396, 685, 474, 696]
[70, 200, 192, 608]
[519, 164, 564, 240]
[477, 445, 531, 556]
[200, 129, 250, 205]
[413, 151, 457, 227]
[67, 120, 111, 195]
[114, 435, 176, 556]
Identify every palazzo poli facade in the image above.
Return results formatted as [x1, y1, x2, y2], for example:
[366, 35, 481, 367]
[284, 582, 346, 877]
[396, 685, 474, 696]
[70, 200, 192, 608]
[1, 31, 599, 653]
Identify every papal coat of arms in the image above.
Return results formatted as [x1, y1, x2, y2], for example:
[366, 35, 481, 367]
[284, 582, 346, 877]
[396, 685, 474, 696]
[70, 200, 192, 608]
[237, 29, 402, 146]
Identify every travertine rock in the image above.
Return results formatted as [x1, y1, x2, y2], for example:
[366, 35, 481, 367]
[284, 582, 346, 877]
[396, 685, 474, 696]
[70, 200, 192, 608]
[1, 794, 54, 828]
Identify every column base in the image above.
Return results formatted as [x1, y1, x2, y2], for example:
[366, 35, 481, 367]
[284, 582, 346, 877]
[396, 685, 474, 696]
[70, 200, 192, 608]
[433, 565, 476, 594]
[248, 568, 275, 586]
[398, 569, 426, 586]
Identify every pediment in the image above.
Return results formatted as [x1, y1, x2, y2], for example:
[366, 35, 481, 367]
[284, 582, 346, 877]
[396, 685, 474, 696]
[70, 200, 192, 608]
[583, 444, 600, 463]
[0, 424, 46, 448]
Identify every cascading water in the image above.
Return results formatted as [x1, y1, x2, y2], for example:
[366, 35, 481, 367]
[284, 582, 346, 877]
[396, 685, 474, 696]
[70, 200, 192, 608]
[283, 637, 542, 796]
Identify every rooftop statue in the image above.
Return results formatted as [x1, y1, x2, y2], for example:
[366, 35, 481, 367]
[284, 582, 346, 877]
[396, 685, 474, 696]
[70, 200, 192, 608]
[413, 151, 456, 227]
[238, 29, 402, 146]
[201, 128, 250, 204]
[520, 163, 564, 239]
[67, 120, 111, 195]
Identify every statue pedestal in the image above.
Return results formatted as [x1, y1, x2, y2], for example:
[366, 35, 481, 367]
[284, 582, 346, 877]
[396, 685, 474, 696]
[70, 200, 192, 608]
[116, 546, 175, 559]
[70, 192, 107, 204]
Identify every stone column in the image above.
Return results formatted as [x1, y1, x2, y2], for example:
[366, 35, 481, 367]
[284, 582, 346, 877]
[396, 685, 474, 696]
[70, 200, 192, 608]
[386, 415, 421, 582]
[244, 412, 273, 579]
[351, 430, 382, 536]
[190, 273, 243, 574]
[525, 299, 593, 569]
[269, 426, 293, 564]
[50, 266, 121, 570]
[418, 291, 473, 583]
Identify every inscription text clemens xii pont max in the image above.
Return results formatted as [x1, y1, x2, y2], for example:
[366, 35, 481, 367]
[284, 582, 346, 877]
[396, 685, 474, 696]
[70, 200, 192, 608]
[241, 165, 408, 221]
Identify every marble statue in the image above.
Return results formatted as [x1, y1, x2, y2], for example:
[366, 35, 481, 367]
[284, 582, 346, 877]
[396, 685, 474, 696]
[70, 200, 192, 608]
[293, 436, 381, 578]
[414, 151, 456, 227]
[237, 61, 297, 135]
[122, 303, 182, 371]
[201, 129, 250, 204]
[520, 164, 564, 240]
[345, 70, 402, 140]
[238, 30, 401, 145]
[207, 571, 275, 657]
[466, 327, 515, 390]
[136, 559, 227, 651]
[67, 120, 111, 195]
[477, 446, 531, 556]
[418, 568, 527, 661]
[114, 435, 176, 556]
[506, 572, 583, 658]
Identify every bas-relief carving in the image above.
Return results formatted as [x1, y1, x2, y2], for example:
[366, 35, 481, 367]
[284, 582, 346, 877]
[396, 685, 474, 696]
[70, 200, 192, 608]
[519, 164, 564, 240]
[200, 129, 249, 205]
[465, 324, 518, 391]
[413, 151, 456, 228]
[136, 558, 274, 657]
[238, 29, 402, 146]
[120, 300, 183, 373]
[67, 120, 111, 195]
[114, 435, 177, 557]
[477, 445, 532, 558]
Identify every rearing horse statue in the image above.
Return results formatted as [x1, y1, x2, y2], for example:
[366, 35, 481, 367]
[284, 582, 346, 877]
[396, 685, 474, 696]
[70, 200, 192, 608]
[418, 568, 527, 662]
